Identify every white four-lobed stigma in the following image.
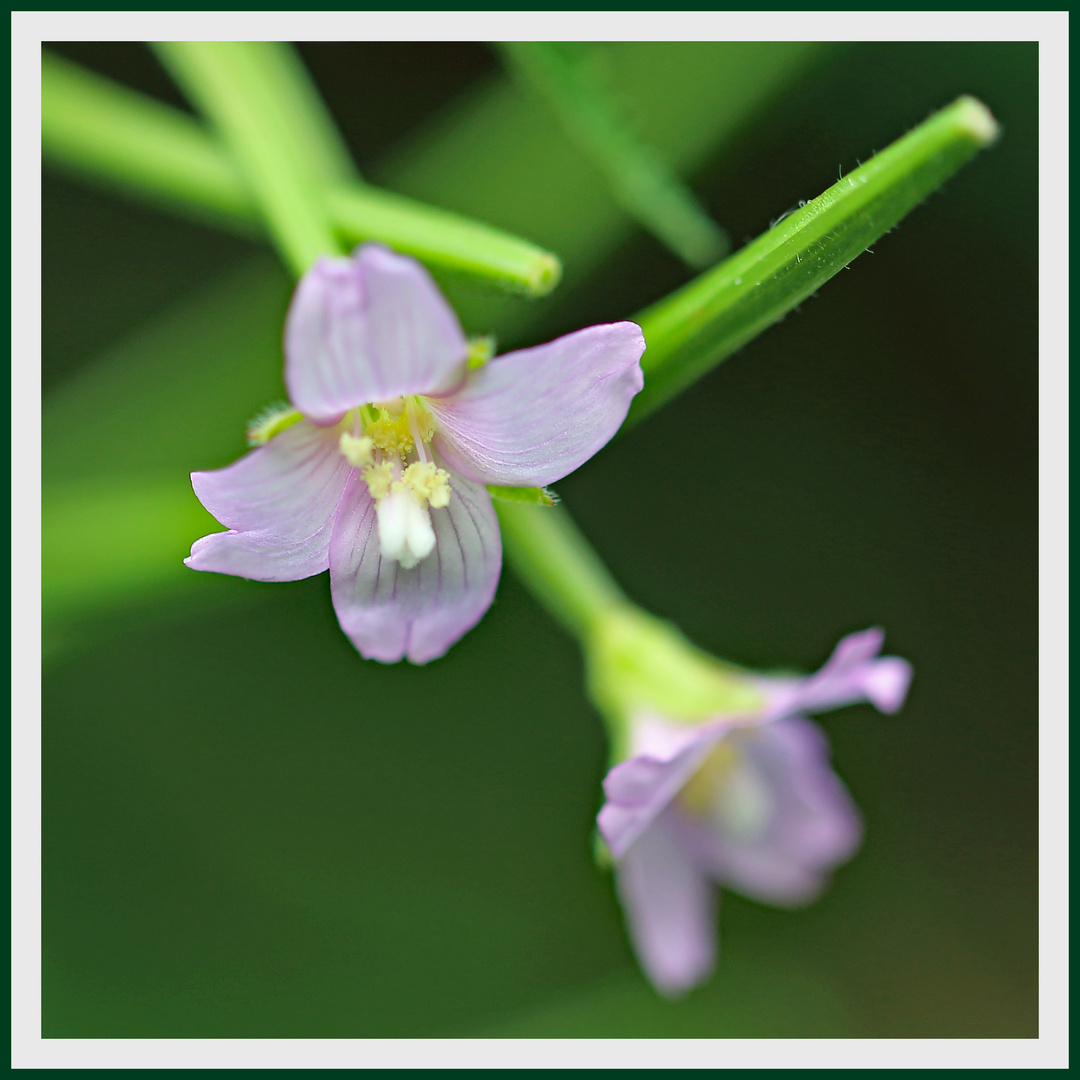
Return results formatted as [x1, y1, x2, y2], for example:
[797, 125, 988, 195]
[375, 487, 436, 569]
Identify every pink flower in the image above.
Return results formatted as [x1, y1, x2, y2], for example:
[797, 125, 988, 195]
[596, 628, 912, 997]
[186, 244, 645, 663]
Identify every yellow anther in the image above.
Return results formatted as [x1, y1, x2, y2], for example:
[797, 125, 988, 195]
[361, 460, 394, 500]
[367, 409, 415, 457]
[678, 741, 739, 816]
[402, 461, 451, 508]
[339, 433, 374, 468]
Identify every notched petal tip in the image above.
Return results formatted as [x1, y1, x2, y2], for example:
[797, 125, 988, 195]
[864, 656, 914, 714]
[185, 421, 350, 583]
[598, 731, 720, 861]
[285, 243, 468, 421]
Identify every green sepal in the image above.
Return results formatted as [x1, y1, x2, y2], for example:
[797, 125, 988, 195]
[246, 404, 303, 446]
[467, 335, 497, 370]
[487, 485, 558, 507]
[585, 606, 765, 751]
[591, 829, 613, 872]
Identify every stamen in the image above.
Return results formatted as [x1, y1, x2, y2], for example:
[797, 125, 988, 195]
[405, 401, 429, 464]
[467, 335, 496, 370]
[339, 433, 373, 468]
[402, 461, 451, 508]
[361, 459, 394, 500]
[367, 409, 415, 457]
[679, 740, 773, 839]
[679, 743, 738, 816]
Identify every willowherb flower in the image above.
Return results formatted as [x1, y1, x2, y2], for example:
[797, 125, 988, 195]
[592, 623, 912, 997]
[186, 244, 645, 662]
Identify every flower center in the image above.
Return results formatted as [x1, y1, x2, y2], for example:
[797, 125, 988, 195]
[678, 738, 773, 840]
[338, 397, 451, 569]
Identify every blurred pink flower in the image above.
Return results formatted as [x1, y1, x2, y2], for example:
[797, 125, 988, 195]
[187, 244, 644, 663]
[597, 627, 912, 996]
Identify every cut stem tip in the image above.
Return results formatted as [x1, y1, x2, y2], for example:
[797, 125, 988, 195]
[955, 95, 1000, 146]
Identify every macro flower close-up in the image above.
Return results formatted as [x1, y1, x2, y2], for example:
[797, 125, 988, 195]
[186, 243, 644, 662]
[33, 30, 1046, 1059]
[595, 628, 913, 996]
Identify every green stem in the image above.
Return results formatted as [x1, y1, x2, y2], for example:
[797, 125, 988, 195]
[236, 41, 361, 188]
[153, 41, 343, 273]
[625, 95, 999, 427]
[41, 50, 561, 295]
[495, 503, 628, 641]
[497, 41, 729, 269]
[41, 49, 255, 228]
[329, 186, 561, 296]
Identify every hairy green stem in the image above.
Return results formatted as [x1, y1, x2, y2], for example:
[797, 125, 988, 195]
[626, 95, 999, 427]
[495, 503, 628, 640]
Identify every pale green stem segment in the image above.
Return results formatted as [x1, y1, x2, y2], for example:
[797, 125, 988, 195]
[330, 187, 561, 296]
[496, 42, 729, 270]
[152, 41, 344, 273]
[231, 41, 361, 189]
[626, 95, 1000, 428]
[40, 51, 561, 295]
[494, 502, 628, 641]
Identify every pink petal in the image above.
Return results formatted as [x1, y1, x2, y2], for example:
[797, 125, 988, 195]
[185, 420, 351, 582]
[598, 727, 721, 861]
[760, 627, 913, 720]
[428, 322, 645, 486]
[285, 244, 468, 422]
[328, 468, 501, 664]
[683, 719, 863, 906]
[616, 809, 717, 998]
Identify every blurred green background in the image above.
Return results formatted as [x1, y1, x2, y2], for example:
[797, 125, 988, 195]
[42, 42, 1037, 1037]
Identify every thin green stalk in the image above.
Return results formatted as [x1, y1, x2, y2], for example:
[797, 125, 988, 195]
[495, 503, 628, 641]
[41, 51, 561, 295]
[41, 49, 255, 227]
[239, 41, 361, 188]
[153, 41, 342, 273]
[329, 185, 561, 295]
[625, 95, 1000, 428]
[497, 41, 729, 269]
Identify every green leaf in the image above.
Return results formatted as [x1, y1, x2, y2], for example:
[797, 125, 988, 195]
[626, 95, 1000, 428]
[496, 42, 729, 269]
[41, 50, 563, 296]
[486, 485, 557, 507]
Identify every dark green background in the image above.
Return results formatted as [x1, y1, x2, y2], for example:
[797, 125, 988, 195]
[42, 42, 1037, 1037]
